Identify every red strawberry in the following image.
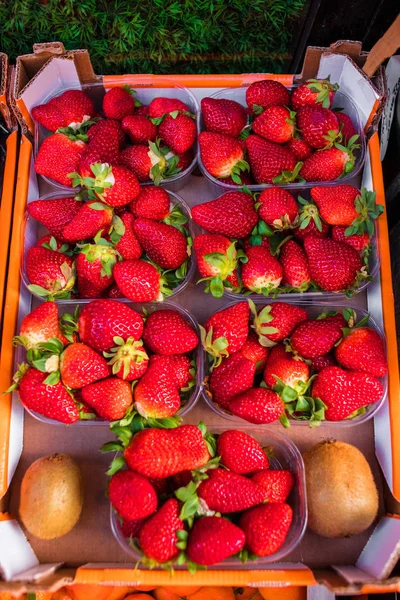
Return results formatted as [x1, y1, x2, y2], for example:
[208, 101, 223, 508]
[143, 310, 199, 355]
[293, 217, 330, 241]
[337, 112, 357, 143]
[252, 106, 295, 144]
[12, 365, 79, 423]
[310, 185, 359, 226]
[115, 212, 143, 260]
[176, 149, 194, 172]
[331, 226, 370, 252]
[198, 131, 249, 182]
[279, 239, 311, 291]
[241, 246, 283, 294]
[27, 197, 81, 240]
[62, 200, 113, 242]
[60, 342, 110, 388]
[290, 316, 344, 360]
[198, 469, 266, 512]
[192, 192, 258, 238]
[202, 301, 250, 361]
[35, 133, 86, 187]
[186, 517, 245, 566]
[109, 470, 157, 521]
[251, 470, 294, 502]
[32, 90, 95, 132]
[311, 354, 336, 372]
[35, 235, 69, 252]
[106, 338, 149, 381]
[285, 137, 312, 160]
[130, 186, 170, 221]
[246, 80, 290, 112]
[76, 241, 119, 298]
[228, 388, 284, 424]
[107, 284, 125, 298]
[71, 163, 140, 208]
[87, 119, 125, 147]
[303, 236, 363, 291]
[201, 97, 247, 137]
[118, 145, 152, 182]
[135, 105, 148, 116]
[13, 302, 60, 350]
[103, 87, 136, 120]
[81, 377, 132, 420]
[78, 128, 120, 178]
[251, 302, 308, 345]
[158, 113, 196, 154]
[138, 498, 184, 563]
[209, 354, 255, 408]
[300, 138, 359, 182]
[124, 425, 211, 478]
[243, 235, 271, 252]
[335, 327, 387, 377]
[297, 106, 339, 149]
[257, 188, 298, 230]
[113, 259, 163, 302]
[239, 331, 269, 371]
[133, 361, 181, 418]
[121, 518, 146, 538]
[133, 218, 188, 269]
[246, 135, 297, 184]
[291, 78, 338, 110]
[311, 366, 384, 420]
[194, 234, 241, 296]
[264, 344, 310, 390]
[26, 246, 75, 299]
[121, 115, 157, 144]
[217, 430, 269, 474]
[148, 97, 189, 119]
[239, 502, 292, 556]
[149, 354, 194, 390]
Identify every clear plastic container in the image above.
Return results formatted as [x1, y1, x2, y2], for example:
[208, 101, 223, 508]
[15, 300, 203, 426]
[110, 422, 307, 568]
[21, 189, 196, 304]
[197, 87, 366, 195]
[33, 79, 199, 193]
[202, 299, 387, 427]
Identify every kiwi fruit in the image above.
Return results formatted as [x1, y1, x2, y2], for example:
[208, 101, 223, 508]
[19, 453, 84, 540]
[303, 440, 378, 538]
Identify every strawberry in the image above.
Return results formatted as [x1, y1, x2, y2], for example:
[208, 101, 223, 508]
[194, 234, 241, 297]
[217, 430, 269, 474]
[209, 354, 256, 408]
[337, 112, 357, 143]
[192, 192, 258, 238]
[35, 133, 86, 187]
[279, 239, 311, 291]
[297, 106, 339, 149]
[252, 106, 295, 144]
[243, 235, 271, 253]
[139, 498, 184, 564]
[293, 217, 330, 241]
[62, 200, 113, 242]
[285, 137, 312, 160]
[87, 119, 125, 147]
[149, 354, 194, 390]
[186, 517, 245, 566]
[198, 131, 249, 183]
[245, 135, 297, 184]
[310, 185, 359, 226]
[133, 361, 181, 418]
[201, 97, 247, 137]
[130, 186, 170, 221]
[32, 90, 95, 132]
[239, 502, 292, 556]
[76, 241, 118, 298]
[103, 87, 136, 120]
[121, 115, 157, 144]
[311, 366, 384, 420]
[176, 149, 194, 172]
[115, 212, 143, 260]
[81, 377, 132, 420]
[251, 470, 294, 502]
[26, 246, 75, 299]
[228, 388, 284, 424]
[13, 302, 60, 350]
[291, 78, 338, 110]
[35, 235, 70, 253]
[121, 518, 145, 538]
[11, 365, 79, 423]
[222, 171, 254, 186]
[105, 337, 149, 381]
[201, 301, 250, 362]
[239, 331, 269, 371]
[303, 236, 363, 292]
[136, 105, 149, 116]
[109, 470, 157, 521]
[198, 469, 266, 513]
[60, 342, 110, 388]
[78, 128, 120, 178]
[257, 188, 298, 230]
[264, 344, 310, 390]
[331, 226, 370, 252]
[246, 80, 290, 113]
[119, 145, 152, 182]
[300, 137, 359, 181]
[133, 218, 188, 269]
[290, 316, 345, 360]
[241, 246, 283, 294]
[107, 284, 125, 298]
[311, 354, 336, 372]
[335, 327, 388, 377]
[27, 197, 81, 241]
[143, 310, 199, 355]
[77, 299, 144, 352]
[158, 113, 196, 154]
[124, 425, 211, 478]
[70, 163, 140, 208]
[148, 97, 189, 119]
[251, 302, 308, 346]
[113, 259, 163, 302]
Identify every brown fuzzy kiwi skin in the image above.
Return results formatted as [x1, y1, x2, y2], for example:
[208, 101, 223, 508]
[302, 440, 379, 538]
[19, 453, 84, 540]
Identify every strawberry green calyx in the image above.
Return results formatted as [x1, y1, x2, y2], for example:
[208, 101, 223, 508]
[306, 76, 339, 108]
[249, 300, 279, 348]
[150, 109, 195, 126]
[57, 117, 99, 142]
[199, 241, 244, 299]
[297, 196, 323, 231]
[108, 214, 125, 244]
[104, 336, 149, 380]
[59, 306, 80, 343]
[122, 85, 142, 108]
[80, 233, 120, 278]
[199, 325, 229, 369]
[228, 159, 250, 185]
[68, 162, 115, 201]
[29, 337, 65, 385]
[336, 134, 360, 176]
[28, 261, 76, 300]
[272, 161, 304, 184]
[322, 128, 342, 149]
[148, 139, 181, 185]
[345, 188, 384, 237]
[4, 362, 30, 393]
[163, 204, 188, 229]
[41, 235, 72, 255]
[284, 393, 326, 427]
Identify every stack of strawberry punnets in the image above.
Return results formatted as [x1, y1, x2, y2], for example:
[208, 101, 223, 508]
[33, 87, 197, 187]
[105, 425, 296, 568]
[192, 185, 382, 297]
[202, 301, 387, 425]
[9, 301, 199, 424]
[25, 187, 192, 301]
[199, 77, 362, 186]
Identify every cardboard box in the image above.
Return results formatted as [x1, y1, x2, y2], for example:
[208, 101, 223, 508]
[1, 41, 400, 595]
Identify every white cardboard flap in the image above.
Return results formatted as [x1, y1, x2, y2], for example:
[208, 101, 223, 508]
[356, 515, 400, 580]
[0, 517, 39, 581]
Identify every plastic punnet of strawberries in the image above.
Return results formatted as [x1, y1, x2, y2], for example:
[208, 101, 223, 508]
[104, 423, 297, 569]
[192, 185, 383, 298]
[8, 300, 200, 425]
[198, 77, 362, 186]
[201, 300, 387, 426]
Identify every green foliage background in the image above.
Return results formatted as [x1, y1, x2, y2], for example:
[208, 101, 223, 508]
[0, 0, 306, 74]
